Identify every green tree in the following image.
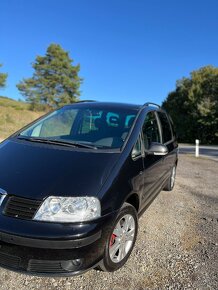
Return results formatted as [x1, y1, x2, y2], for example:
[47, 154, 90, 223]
[0, 64, 7, 88]
[17, 44, 82, 110]
[162, 66, 218, 144]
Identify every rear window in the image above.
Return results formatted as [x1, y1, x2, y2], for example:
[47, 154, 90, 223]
[157, 112, 173, 143]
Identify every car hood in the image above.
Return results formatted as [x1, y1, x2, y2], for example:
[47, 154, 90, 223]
[0, 139, 120, 200]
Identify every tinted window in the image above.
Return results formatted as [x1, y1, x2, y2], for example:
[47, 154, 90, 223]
[157, 112, 172, 143]
[142, 112, 160, 149]
[20, 106, 137, 149]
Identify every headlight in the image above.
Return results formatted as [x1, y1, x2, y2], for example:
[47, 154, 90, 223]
[33, 196, 101, 222]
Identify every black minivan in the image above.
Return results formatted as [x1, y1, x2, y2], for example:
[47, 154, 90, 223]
[0, 101, 178, 276]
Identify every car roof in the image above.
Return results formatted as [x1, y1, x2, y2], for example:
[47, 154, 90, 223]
[63, 101, 141, 111]
[63, 101, 160, 111]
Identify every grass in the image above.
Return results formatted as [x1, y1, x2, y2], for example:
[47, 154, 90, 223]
[0, 96, 45, 139]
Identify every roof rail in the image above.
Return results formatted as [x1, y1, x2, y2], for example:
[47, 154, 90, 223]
[76, 100, 97, 103]
[143, 102, 161, 108]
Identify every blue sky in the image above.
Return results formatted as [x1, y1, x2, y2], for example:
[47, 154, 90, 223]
[1, 0, 218, 105]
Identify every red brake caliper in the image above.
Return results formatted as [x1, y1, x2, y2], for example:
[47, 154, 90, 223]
[109, 233, 116, 247]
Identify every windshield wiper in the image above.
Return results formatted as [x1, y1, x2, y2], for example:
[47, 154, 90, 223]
[17, 137, 75, 148]
[17, 136, 97, 149]
[63, 141, 97, 149]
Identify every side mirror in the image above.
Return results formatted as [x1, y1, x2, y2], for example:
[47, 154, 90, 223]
[148, 142, 168, 156]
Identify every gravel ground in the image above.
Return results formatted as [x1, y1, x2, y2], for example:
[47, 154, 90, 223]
[0, 154, 217, 289]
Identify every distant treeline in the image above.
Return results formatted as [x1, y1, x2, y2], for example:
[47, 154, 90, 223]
[162, 66, 218, 144]
[0, 44, 217, 144]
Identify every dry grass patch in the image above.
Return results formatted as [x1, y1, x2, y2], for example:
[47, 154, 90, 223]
[0, 97, 44, 139]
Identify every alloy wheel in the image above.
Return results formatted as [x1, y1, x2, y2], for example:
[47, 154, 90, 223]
[109, 214, 136, 263]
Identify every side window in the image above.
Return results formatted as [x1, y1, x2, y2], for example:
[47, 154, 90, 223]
[142, 112, 160, 149]
[132, 136, 142, 159]
[157, 112, 172, 143]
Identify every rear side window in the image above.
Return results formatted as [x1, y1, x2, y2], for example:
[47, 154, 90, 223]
[157, 112, 172, 143]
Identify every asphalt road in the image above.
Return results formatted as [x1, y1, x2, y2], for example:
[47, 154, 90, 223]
[179, 144, 218, 161]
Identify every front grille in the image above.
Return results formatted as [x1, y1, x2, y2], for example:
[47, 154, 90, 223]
[28, 260, 67, 273]
[4, 196, 42, 220]
[0, 252, 21, 269]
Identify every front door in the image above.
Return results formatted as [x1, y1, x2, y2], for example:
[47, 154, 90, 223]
[140, 111, 165, 210]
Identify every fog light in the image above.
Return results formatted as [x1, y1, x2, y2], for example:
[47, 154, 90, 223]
[61, 259, 82, 271]
[72, 259, 82, 266]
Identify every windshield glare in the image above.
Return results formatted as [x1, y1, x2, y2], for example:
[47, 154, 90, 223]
[19, 106, 137, 149]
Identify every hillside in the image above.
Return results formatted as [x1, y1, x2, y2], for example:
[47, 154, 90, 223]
[0, 96, 44, 139]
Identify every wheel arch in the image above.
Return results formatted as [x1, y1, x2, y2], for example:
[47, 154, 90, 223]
[125, 192, 140, 213]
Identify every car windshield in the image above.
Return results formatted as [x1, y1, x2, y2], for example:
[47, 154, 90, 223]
[19, 105, 138, 149]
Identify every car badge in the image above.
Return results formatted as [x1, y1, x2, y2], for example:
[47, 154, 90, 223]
[0, 188, 7, 206]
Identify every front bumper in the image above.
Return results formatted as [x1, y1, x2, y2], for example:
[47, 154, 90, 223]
[0, 212, 117, 276]
[0, 230, 102, 249]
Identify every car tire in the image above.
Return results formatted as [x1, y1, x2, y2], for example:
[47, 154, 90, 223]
[97, 202, 138, 272]
[163, 164, 177, 191]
